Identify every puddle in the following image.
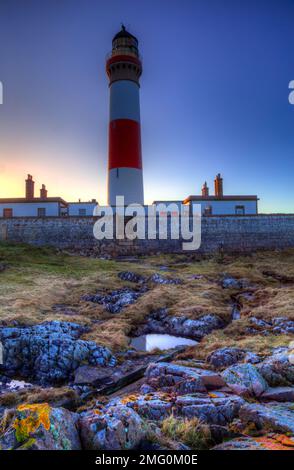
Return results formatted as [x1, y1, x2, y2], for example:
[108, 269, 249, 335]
[130, 334, 198, 352]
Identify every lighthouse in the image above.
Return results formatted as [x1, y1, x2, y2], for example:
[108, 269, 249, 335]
[106, 25, 144, 206]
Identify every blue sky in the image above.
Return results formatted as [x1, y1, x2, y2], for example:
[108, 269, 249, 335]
[0, 0, 293, 210]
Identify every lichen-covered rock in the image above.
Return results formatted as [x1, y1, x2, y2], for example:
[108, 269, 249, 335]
[79, 404, 145, 450]
[137, 309, 225, 340]
[118, 271, 146, 283]
[257, 351, 294, 386]
[117, 391, 244, 426]
[239, 403, 294, 434]
[148, 273, 182, 285]
[0, 403, 81, 450]
[145, 362, 225, 394]
[207, 347, 246, 369]
[261, 386, 294, 402]
[213, 435, 294, 450]
[246, 317, 294, 336]
[0, 321, 116, 385]
[222, 363, 268, 397]
[221, 276, 248, 289]
[81, 287, 144, 313]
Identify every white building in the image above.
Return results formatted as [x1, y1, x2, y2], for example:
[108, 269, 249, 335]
[67, 201, 98, 216]
[0, 197, 68, 218]
[183, 195, 258, 216]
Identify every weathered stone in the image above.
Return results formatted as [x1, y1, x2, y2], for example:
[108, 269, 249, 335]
[213, 435, 294, 450]
[240, 403, 294, 434]
[118, 392, 244, 426]
[261, 386, 294, 402]
[137, 309, 225, 340]
[0, 403, 81, 450]
[0, 321, 116, 385]
[118, 271, 146, 283]
[222, 363, 268, 397]
[222, 276, 249, 289]
[145, 362, 225, 394]
[81, 287, 144, 313]
[148, 273, 182, 285]
[246, 317, 294, 336]
[79, 404, 145, 450]
[207, 347, 246, 369]
[257, 351, 294, 386]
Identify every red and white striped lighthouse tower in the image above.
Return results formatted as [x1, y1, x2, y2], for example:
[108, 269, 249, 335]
[106, 25, 144, 205]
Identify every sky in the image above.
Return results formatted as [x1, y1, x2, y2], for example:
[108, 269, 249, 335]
[0, 0, 293, 211]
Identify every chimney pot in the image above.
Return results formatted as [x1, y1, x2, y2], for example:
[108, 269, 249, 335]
[202, 181, 209, 197]
[214, 173, 223, 197]
[25, 174, 35, 199]
[40, 184, 48, 199]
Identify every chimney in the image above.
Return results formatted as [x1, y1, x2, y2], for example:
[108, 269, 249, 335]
[40, 184, 48, 199]
[202, 181, 209, 197]
[25, 174, 35, 200]
[214, 173, 223, 197]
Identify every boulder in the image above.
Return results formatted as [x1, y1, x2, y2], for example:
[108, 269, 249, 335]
[145, 362, 225, 394]
[118, 392, 244, 426]
[261, 386, 294, 402]
[213, 435, 294, 450]
[79, 404, 145, 450]
[221, 276, 249, 289]
[0, 321, 116, 385]
[222, 363, 268, 397]
[118, 271, 146, 283]
[81, 287, 144, 313]
[207, 347, 246, 369]
[138, 310, 225, 340]
[257, 351, 294, 386]
[240, 403, 294, 434]
[0, 403, 81, 450]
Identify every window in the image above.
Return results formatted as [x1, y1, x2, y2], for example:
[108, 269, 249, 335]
[3, 208, 12, 218]
[203, 205, 212, 216]
[235, 205, 245, 215]
[37, 208, 46, 217]
[78, 209, 86, 216]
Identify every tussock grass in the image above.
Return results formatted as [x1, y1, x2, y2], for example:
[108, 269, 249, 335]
[161, 415, 212, 449]
[1, 242, 294, 352]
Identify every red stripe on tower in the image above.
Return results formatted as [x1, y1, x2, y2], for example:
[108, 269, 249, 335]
[106, 25, 144, 205]
[108, 120, 142, 170]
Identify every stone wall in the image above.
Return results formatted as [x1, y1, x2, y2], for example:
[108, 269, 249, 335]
[0, 214, 294, 255]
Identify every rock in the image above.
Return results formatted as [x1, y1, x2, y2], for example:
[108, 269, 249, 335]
[222, 363, 268, 397]
[244, 352, 262, 364]
[207, 347, 246, 369]
[138, 310, 225, 340]
[118, 392, 244, 426]
[118, 271, 146, 283]
[261, 386, 294, 402]
[81, 287, 144, 313]
[0, 321, 116, 385]
[148, 273, 182, 285]
[246, 317, 294, 336]
[221, 276, 248, 289]
[213, 435, 294, 450]
[0, 403, 81, 450]
[145, 362, 225, 394]
[257, 351, 294, 386]
[240, 403, 294, 434]
[0, 263, 7, 272]
[79, 404, 145, 450]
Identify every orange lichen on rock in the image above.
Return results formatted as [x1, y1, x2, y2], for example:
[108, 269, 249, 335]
[256, 434, 294, 450]
[13, 403, 51, 443]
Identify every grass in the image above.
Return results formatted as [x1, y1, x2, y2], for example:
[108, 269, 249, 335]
[0, 241, 294, 353]
[161, 415, 212, 449]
